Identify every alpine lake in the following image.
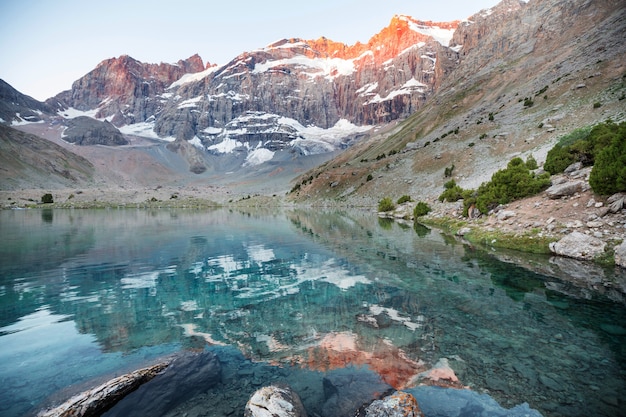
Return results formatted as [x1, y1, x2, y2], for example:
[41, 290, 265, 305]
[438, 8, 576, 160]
[0, 208, 624, 417]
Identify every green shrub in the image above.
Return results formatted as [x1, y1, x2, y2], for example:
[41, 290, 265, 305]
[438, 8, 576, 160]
[378, 197, 395, 212]
[525, 154, 538, 170]
[558, 126, 592, 147]
[413, 202, 431, 217]
[366, 174, 373, 181]
[41, 193, 53, 204]
[544, 121, 621, 175]
[397, 195, 412, 204]
[593, 102, 602, 109]
[468, 157, 550, 214]
[444, 164, 455, 178]
[544, 144, 575, 174]
[523, 97, 534, 107]
[438, 179, 465, 202]
[589, 122, 626, 194]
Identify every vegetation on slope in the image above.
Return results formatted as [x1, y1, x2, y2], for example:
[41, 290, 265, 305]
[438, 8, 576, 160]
[438, 156, 550, 216]
[545, 120, 626, 195]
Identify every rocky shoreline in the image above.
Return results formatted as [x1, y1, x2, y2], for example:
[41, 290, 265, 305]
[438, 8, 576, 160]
[37, 350, 543, 417]
[383, 165, 626, 271]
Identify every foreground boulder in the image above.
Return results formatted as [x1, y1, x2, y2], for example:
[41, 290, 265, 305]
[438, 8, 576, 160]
[37, 361, 170, 417]
[244, 385, 307, 417]
[364, 391, 423, 417]
[104, 351, 221, 416]
[549, 231, 606, 261]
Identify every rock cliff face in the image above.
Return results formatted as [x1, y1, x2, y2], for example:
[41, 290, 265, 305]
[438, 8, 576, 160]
[154, 15, 459, 146]
[49, 54, 205, 127]
[47, 15, 461, 165]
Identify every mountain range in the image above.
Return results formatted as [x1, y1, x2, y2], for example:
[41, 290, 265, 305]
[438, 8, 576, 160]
[0, 0, 624, 202]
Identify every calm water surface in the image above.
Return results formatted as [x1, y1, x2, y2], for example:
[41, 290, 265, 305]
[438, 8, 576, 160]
[0, 208, 624, 416]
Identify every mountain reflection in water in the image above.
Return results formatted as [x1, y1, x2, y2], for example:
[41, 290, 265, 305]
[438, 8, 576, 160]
[0, 208, 624, 417]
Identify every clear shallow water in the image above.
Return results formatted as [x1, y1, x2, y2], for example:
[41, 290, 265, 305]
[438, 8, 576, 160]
[0, 208, 624, 416]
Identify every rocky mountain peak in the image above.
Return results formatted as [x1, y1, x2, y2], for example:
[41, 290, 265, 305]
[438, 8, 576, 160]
[263, 15, 458, 66]
[49, 54, 206, 126]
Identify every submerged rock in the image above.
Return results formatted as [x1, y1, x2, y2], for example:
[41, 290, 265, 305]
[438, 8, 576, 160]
[321, 368, 392, 417]
[549, 231, 606, 261]
[405, 386, 543, 417]
[245, 385, 307, 417]
[410, 358, 463, 389]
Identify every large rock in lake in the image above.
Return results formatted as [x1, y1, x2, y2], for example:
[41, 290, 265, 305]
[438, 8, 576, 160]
[364, 391, 423, 417]
[549, 231, 606, 261]
[321, 368, 392, 417]
[104, 350, 221, 416]
[63, 116, 128, 146]
[244, 385, 307, 417]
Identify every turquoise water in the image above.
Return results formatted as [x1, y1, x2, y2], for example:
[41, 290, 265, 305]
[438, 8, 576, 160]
[0, 208, 624, 416]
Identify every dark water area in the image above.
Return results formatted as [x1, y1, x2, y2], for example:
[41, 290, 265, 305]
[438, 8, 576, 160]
[0, 208, 624, 417]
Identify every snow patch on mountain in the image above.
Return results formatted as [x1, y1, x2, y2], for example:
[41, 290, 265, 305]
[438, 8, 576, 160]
[119, 121, 174, 141]
[244, 148, 275, 166]
[366, 78, 427, 104]
[188, 136, 205, 149]
[168, 65, 219, 89]
[177, 96, 203, 109]
[399, 15, 455, 46]
[58, 107, 100, 119]
[252, 56, 355, 79]
[208, 137, 243, 153]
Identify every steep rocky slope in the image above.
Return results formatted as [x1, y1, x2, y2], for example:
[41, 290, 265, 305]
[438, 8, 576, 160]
[0, 79, 54, 124]
[288, 0, 626, 206]
[48, 54, 206, 127]
[0, 124, 94, 191]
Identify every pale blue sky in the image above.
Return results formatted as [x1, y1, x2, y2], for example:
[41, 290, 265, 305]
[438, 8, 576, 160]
[0, 0, 501, 101]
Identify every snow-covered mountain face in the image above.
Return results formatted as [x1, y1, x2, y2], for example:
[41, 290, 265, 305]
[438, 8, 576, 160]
[44, 15, 461, 167]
